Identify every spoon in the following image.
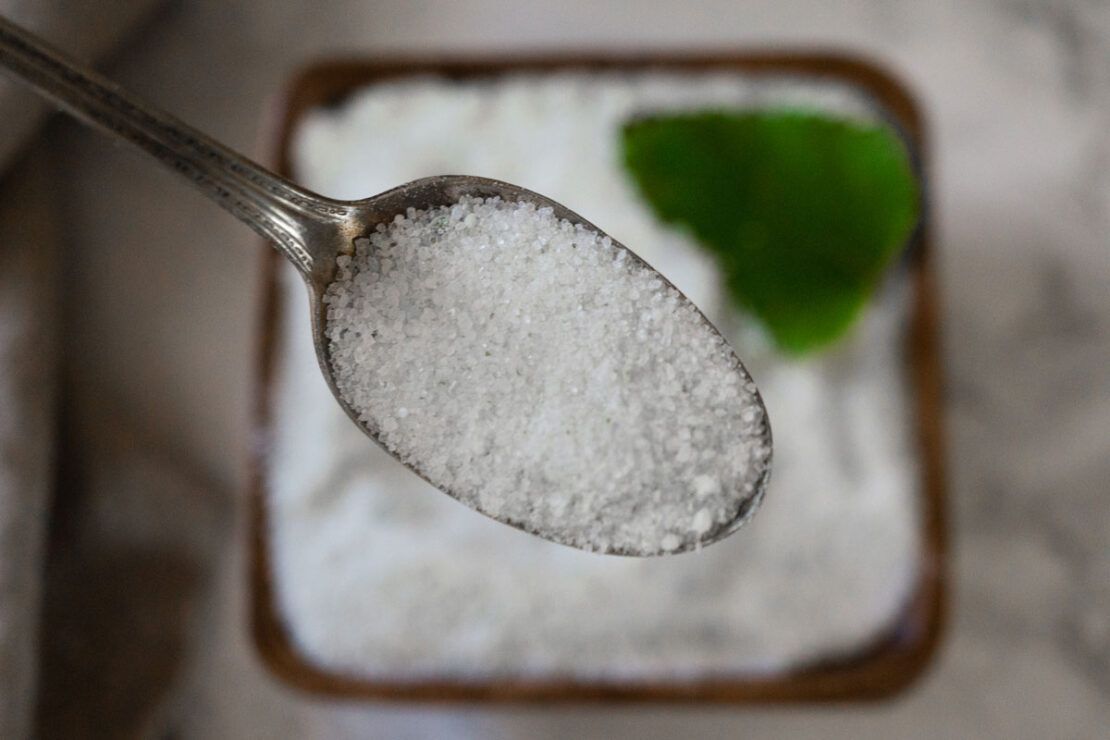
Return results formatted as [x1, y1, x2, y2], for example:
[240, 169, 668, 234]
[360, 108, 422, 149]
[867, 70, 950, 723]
[0, 16, 771, 555]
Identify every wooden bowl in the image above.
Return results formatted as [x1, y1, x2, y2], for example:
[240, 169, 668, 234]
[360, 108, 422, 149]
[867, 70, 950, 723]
[248, 52, 948, 703]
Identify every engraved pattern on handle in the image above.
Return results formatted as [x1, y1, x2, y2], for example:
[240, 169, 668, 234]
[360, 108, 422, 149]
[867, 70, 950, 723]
[0, 15, 346, 274]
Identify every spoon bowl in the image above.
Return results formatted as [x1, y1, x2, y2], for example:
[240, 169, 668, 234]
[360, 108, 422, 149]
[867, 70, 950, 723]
[0, 15, 771, 555]
[309, 175, 772, 555]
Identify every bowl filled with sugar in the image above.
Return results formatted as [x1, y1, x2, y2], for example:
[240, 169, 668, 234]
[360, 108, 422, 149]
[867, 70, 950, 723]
[248, 53, 947, 702]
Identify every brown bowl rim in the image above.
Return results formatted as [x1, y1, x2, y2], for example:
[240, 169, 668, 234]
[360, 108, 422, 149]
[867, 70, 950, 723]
[247, 50, 948, 703]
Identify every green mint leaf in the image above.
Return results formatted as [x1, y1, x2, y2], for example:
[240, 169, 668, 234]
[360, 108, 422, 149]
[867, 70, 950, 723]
[621, 110, 920, 354]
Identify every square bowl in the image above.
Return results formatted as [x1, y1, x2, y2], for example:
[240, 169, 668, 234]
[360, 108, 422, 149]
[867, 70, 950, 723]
[248, 52, 947, 703]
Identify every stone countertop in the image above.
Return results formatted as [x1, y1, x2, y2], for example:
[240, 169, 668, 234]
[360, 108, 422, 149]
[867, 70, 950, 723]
[25, 0, 1110, 737]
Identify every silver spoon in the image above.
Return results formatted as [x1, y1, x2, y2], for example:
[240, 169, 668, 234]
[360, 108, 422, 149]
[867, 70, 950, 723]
[0, 15, 771, 555]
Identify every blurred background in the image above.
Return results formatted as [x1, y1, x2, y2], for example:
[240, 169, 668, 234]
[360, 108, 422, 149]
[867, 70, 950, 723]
[1, 0, 1108, 737]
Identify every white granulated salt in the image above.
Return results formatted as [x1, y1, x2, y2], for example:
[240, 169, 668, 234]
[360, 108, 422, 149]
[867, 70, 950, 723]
[321, 196, 769, 554]
[268, 72, 922, 680]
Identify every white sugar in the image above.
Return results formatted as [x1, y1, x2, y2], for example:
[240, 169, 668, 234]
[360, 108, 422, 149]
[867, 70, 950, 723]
[321, 196, 769, 554]
[270, 72, 921, 680]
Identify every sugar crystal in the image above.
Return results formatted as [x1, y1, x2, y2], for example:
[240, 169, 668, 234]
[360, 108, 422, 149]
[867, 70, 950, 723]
[271, 72, 922, 680]
[322, 196, 770, 553]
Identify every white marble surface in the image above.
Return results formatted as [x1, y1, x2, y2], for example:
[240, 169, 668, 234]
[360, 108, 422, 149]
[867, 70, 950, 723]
[22, 0, 1110, 737]
[0, 0, 165, 169]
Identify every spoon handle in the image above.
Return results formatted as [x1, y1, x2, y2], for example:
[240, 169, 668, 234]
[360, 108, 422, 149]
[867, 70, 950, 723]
[0, 15, 342, 275]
